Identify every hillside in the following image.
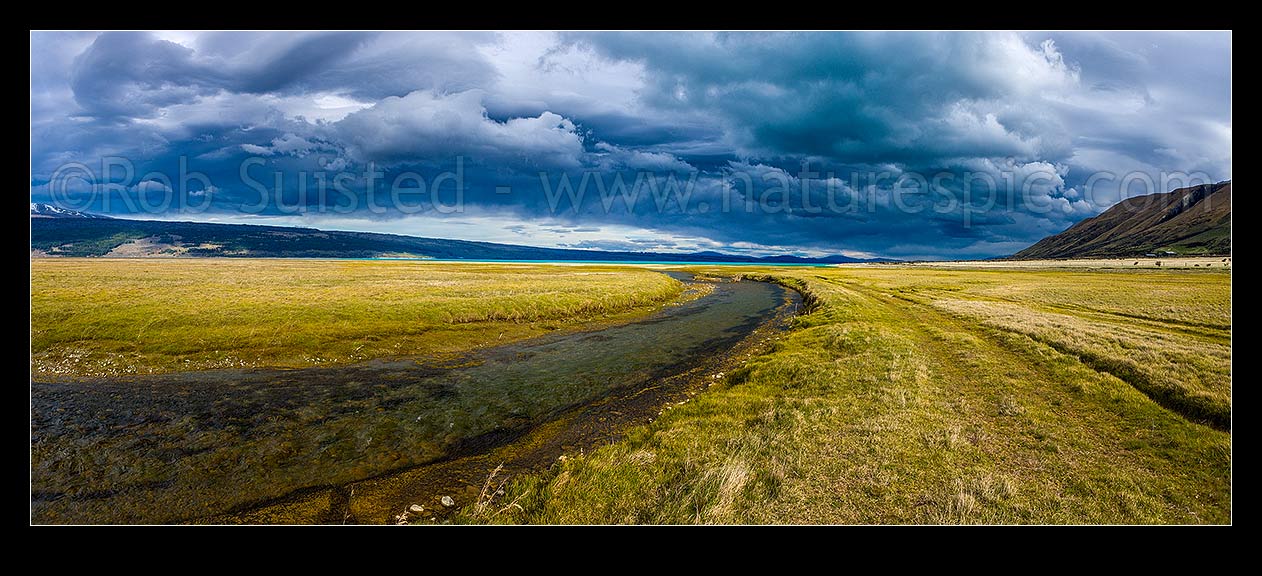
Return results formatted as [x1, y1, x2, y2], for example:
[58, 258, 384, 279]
[1015, 181, 1231, 259]
[29, 214, 876, 264]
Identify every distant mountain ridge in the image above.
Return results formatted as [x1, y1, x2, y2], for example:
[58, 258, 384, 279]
[1014, 181, 1231, 259]
[30, 212, 885, 264]
[30, 202, 111, 219]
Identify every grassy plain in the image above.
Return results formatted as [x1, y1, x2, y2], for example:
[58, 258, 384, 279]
[29, 258, 1231, 523]
[467, 265, 1231, 524]
[30, 259, 684, 379]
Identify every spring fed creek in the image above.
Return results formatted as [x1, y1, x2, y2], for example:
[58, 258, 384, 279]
[31, 271, 800, 523]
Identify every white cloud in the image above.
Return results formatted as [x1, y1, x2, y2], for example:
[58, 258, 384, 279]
[130, 180, 172, 193]
[269, 133, 320, 156]
[335, 89, 585, 167]
[479, 31, 647, 118]
[187, 185, 218, 198]
[240, 143, 273, 156]
[266, 92, 373, 123]
[238, 133, 333, 158]
[592, 143, 694, 172]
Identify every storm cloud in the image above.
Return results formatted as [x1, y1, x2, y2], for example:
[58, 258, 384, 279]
[29, 31, 1231, 259]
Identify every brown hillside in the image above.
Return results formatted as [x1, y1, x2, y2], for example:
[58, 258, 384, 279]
[1015, 181, 1231, 259]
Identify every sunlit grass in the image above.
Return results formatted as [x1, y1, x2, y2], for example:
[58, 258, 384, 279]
[29, 259, 1231, 523]
[468, 266, 1230, 524]
[30, 259, 684, 379]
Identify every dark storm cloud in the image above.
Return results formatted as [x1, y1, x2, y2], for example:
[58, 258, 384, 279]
[30, 31, 1231, 259]
[230, 32, 374, 94]
[67, 32, 500, 118]
[69, 32, 220, 117]
[561, 32, 1081, 166]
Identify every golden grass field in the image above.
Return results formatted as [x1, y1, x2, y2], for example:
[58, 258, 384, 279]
[29, 259, 1231, 523]
[468, 265, 1231, 524]
[29, 259, 683, 379]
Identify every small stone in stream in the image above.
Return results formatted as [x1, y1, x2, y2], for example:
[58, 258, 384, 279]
[409, 504, 424, 513]
[441, 496, 456, 507]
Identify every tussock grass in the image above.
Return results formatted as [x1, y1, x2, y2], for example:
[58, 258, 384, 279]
[30, 259, 684, 378]
[466, 266, 1229, 524]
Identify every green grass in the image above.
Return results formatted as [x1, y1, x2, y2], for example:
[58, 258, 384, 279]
[30, 259, 684, 379]
[30, 260, 1231, 523]
[461, 266, 1230, 524]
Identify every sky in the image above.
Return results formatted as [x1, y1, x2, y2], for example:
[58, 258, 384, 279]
[29, 31, 1231, 260]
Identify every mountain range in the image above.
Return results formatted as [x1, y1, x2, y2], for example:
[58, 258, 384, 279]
[30, 202, 112, 219]
[29, 205, 879, 264]
[33, 179, 1232, 263]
